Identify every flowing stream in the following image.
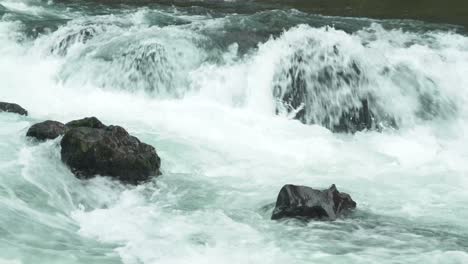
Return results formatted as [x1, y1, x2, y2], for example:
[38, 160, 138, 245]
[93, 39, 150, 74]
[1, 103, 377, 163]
[1, 0, 468, 263]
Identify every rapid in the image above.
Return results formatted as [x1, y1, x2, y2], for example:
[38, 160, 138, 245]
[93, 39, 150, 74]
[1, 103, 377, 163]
[1, 0, 468, 263]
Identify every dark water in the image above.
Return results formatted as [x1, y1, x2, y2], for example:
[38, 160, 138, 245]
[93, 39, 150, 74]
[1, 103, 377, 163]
[55, 0, 468, 28]
[263, 0, 468, 28]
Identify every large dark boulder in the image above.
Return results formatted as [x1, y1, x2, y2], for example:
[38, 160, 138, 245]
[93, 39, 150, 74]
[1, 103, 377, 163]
[60, 125, 161, 184]
[26, 120, 68, 141]
[273, 45, 397, 133]
[0, 102, 28, 116]
[65, 117, 106, 129]
[271, 184, 356, 221]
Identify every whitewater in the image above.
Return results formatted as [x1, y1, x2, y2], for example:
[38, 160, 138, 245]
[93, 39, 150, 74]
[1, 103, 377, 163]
[1, 0, 468, 263]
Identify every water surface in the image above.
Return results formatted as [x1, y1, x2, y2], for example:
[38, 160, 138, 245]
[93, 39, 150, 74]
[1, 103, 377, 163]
[1, 0, 468, 263]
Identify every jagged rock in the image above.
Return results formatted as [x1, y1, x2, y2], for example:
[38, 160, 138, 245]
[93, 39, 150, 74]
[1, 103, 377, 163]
[24, 116, 162, 184]
[60, 124, 161, 184]
[66, 117, 106, 129]
[0, 102, 28, 116]
[271, 184, 356, 221]
[26, 120, 68, 141]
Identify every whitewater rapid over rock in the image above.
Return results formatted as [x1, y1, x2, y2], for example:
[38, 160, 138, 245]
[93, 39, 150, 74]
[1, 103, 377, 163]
[1, 0, 468, 263]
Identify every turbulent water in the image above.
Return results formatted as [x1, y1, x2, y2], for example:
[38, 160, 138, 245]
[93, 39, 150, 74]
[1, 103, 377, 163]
[1, 0, 468, 263]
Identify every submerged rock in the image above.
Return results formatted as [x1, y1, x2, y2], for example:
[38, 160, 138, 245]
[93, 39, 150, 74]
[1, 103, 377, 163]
[60, 123, 161, 184]
[0, 102, 28, 116]
[313, 98, 396, 133]
[273, 45, 397, 133]
[26, 120, 68, 141]
[51, 27, 97, 56]
[315, 98, 393, 134]
[271, 184, 356, 221]
[331, 99, 374, 133]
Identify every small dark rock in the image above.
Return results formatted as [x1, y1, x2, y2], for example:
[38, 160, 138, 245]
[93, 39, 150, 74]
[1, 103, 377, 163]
[65, 117, 107, 129]
[26, 120, 68, 141]
[271, 184, 356, 221]
[0, 102, 28, 116]
[60, 124, 161, 184]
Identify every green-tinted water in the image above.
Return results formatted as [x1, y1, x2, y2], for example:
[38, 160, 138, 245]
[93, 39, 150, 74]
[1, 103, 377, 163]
[1, 0, 468, 263]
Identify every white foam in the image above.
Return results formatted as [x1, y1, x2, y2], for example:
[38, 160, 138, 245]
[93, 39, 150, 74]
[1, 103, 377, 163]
[1, 3, 468, 263]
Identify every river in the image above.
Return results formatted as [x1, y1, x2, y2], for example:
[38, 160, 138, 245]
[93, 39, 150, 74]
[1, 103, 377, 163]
[1, 0, 468, 263]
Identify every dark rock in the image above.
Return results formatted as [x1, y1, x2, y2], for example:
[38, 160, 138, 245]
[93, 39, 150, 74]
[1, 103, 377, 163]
[0, 102, 28, 116]
[60, 125, 161, 184]
[332, 99, 373, 133]
[332, 99, 397, 133]
[26, 120, 68, 141]
[65, 117, 107, 129]
[51, 27, 97, 56]
[271, 184, 356, 221]
[119, 43, 175, 93]
[273, 45, 397, 133]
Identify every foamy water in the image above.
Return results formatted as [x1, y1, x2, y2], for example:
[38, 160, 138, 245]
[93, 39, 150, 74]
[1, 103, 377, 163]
[1, 1, 468, 263]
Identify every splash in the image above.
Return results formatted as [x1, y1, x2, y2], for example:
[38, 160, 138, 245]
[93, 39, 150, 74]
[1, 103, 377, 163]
[1, 1, 468, 263]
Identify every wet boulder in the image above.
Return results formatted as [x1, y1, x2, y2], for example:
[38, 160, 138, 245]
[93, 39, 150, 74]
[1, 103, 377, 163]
[271, 184, 356, 221]
[26, 120, 68, 141]
[60, 124, 161, 184]
[25, 116, 106, 141]
[0, 102, 28, 116]
[65, 116, 106, 129]
[273, 45, 397, 133]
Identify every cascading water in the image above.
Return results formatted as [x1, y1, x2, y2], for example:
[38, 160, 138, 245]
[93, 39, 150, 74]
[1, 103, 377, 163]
[1, 0, 468, 263]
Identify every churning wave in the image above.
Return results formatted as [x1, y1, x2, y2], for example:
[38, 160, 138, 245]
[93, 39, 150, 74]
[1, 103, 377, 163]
[2, 1, 468, 263]
[20, 9, 463, 130]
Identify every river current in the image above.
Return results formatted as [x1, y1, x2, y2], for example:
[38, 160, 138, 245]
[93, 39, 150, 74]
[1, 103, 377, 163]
[1, 0, 468, 263]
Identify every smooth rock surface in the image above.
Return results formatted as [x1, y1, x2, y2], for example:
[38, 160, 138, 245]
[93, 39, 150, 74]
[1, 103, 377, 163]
[26, 120, 68, 141]
[0, 102, 28, 116]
